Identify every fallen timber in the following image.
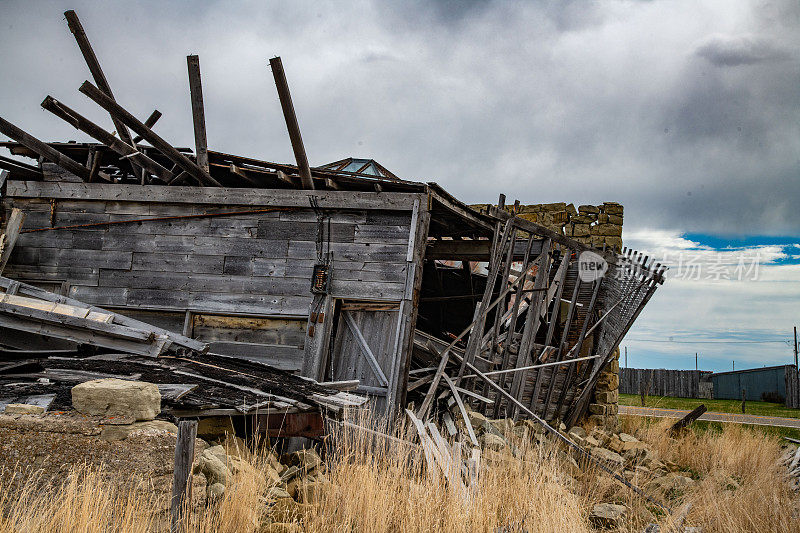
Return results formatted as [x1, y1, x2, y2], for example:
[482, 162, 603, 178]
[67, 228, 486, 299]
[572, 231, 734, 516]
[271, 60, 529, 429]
[0, 7, 666, 507]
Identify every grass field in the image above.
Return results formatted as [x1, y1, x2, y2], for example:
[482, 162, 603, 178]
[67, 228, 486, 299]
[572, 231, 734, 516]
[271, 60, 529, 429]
[619, 393, 800, 419]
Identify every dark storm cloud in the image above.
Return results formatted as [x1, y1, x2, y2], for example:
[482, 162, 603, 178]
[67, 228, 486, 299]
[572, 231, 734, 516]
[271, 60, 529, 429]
[0, 0, 798, 237]
[695, 34, 791, 66]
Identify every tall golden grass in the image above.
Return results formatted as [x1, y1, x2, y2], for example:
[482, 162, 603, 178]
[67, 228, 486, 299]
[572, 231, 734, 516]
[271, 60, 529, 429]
[0, 414, 796, 532]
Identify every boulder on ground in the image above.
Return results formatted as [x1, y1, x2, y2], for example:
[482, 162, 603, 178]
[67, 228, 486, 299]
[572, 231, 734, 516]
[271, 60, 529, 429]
[100, 419, 178, 441]
[590, 503, 626, 529]
[568, 426, 587, 439]
[283, 448, 322, 472]
[590, 447, 624, 468]
[265, 486, 291, 501]
[208, 482, 226, 500]
[71, 379, 161, 421]
[481, 432, 508, 451]
[296, 479, 329, 504]
[194, 446, 232, 487]
[646, 473, 695, 498]
[4, 403, 45, 415]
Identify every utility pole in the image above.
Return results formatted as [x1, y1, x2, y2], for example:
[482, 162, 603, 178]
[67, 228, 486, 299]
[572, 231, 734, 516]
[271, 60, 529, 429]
[625, 346, 627, 369]
[695, 352, 698, 371]
[733, 360, 735, 371]
[794, 326, 798, 370]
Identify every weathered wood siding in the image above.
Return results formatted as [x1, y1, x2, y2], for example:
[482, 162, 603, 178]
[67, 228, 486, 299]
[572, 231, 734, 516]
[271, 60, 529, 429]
[1, 182, 424, 374]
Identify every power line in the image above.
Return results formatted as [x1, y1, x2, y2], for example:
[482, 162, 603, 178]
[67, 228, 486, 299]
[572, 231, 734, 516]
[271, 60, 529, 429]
[625, 338, 787, 344]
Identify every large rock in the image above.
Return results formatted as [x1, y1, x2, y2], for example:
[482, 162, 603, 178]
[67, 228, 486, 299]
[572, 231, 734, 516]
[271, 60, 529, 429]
[283, 448, 322, 472]
[590, 447, 624, 468]
[72, 379, 161, 421]
[481, 432, 508, 451]
[646, 473, 695, 498]
[589, 503, 626, 529]
[194, 446, 232, 487]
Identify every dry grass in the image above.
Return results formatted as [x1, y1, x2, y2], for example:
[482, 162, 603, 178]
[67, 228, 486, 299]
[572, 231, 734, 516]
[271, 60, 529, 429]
[0, 414, 796, 532]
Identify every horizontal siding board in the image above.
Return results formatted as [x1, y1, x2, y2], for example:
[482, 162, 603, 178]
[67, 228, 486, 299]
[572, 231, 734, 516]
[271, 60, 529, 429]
[131, 253, 225, 274]
[256, 220, 355, 242]
[97, 270, 310, 295]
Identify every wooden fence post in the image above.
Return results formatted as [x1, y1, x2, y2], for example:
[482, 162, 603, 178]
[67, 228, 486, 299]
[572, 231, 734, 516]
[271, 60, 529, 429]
[171, 419, 198, 533]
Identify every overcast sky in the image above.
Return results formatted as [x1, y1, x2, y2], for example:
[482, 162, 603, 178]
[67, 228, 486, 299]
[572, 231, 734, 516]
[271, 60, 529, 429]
[1, 1, 799, 372]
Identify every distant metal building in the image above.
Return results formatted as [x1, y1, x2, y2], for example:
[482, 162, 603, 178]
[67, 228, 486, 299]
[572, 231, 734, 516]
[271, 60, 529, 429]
[710, 365, 796, 402]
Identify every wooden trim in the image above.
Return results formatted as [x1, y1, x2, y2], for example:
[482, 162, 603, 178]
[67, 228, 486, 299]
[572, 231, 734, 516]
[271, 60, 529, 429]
[5, 181, 423, 211]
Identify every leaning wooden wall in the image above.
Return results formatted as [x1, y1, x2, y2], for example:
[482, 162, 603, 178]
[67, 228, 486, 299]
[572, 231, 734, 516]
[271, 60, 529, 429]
[1, 181, 424, 380]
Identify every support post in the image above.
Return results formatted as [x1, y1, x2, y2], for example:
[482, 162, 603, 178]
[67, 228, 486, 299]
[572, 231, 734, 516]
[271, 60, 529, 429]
[186, 55, 209, 173]
[170, 419, 198, 532]
[269, 56, 314, 190]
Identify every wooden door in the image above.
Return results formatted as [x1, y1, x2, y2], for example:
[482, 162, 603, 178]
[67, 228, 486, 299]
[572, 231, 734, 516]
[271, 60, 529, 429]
[330, 301, 401, 411]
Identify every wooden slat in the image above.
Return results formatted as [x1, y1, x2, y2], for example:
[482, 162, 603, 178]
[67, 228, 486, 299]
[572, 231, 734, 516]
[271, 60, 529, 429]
[443, 374, 479, 447]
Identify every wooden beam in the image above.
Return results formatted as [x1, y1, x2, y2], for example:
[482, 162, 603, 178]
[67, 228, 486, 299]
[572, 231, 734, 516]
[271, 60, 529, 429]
[0, 116, 100, 182]
[0, 208, 25, 275]
[79, 81, 221, 187]
[426, 238, 541, 261]
[64, 10, 137, 155]
[5, 180, 422, 211]
[41, 96, 174, 182]
[170, 419, 197, 532]
[269, 56, 314, 190]
[0, 155, 42, 180]
[186, 55, 209, 173]
[132, 110, 162, 144]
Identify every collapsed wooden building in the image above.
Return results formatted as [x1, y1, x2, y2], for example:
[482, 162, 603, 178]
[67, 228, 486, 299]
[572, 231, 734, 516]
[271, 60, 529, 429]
[0, 10, 664, 434]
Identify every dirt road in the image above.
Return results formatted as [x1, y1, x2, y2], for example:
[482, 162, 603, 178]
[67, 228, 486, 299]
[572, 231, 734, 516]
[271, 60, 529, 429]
[620, 405, 800, 429]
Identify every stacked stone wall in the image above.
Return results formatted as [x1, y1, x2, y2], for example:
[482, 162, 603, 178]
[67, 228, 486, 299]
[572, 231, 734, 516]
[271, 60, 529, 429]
[511, 201, 624, 252]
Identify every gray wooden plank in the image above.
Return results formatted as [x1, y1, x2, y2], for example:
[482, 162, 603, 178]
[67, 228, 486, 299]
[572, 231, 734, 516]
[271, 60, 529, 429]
[6, 181, 422, 211]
